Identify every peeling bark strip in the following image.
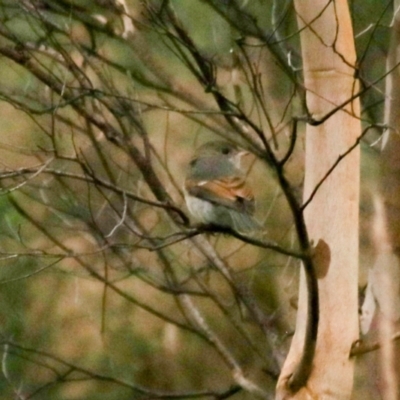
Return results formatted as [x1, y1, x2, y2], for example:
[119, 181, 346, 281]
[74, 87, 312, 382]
[276, 0, 361, 399]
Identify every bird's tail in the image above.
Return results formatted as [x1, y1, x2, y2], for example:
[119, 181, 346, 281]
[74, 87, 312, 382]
[230, 211, 263, 234]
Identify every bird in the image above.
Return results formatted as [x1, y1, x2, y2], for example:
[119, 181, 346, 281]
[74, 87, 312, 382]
[184, 140, 259, 233]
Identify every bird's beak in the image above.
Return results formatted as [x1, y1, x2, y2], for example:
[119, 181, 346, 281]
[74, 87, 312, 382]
[233, 150, 251, 169]
[238, 150, 250, 158]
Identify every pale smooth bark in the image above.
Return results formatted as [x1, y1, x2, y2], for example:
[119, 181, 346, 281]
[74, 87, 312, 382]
[276, 1, 360, 399]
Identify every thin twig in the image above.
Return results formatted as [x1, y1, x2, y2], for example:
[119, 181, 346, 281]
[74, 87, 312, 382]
[301, 124, 385, 211]
[350, 331, 400, 357]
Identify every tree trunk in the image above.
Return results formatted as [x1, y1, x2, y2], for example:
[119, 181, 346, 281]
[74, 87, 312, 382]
[276, 1, 360, 399]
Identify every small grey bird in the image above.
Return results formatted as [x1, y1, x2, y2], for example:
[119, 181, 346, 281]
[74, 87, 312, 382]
[184, 140, 259, 233]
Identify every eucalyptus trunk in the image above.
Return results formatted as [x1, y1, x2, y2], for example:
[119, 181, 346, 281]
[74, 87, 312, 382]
[276, 1, 361, 398]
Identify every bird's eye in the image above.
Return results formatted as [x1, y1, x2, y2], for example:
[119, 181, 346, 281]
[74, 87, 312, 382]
[221, 147, 231, 155]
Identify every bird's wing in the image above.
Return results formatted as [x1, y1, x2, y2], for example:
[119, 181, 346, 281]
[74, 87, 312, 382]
[185, 175, 255, 214]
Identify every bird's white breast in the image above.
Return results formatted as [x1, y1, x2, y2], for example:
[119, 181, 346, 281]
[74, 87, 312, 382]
[184, 193, 215, 224]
